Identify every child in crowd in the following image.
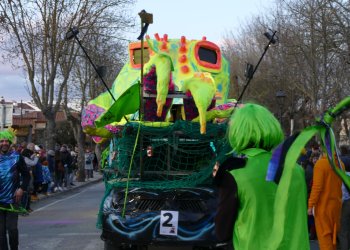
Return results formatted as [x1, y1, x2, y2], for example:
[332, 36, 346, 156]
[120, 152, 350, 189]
[41, 159, 52, 195]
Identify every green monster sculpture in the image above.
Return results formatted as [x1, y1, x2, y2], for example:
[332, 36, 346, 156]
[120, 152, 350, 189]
[81, 34, 231, 143]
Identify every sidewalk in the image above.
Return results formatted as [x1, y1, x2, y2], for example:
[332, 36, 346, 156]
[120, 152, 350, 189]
[32, 171, 103, 202]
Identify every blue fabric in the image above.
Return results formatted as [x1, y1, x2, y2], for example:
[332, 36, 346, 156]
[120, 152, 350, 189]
[266, 133, 300, 183]
[42, 166, 51, 183]
[341, 156, 350, 172]
[297, 154, 308, 165]
[266, 143, 283, 182]
[0, 152, 20, 204]
[343, 172, 350, 201]
[33, 163, 43, 183]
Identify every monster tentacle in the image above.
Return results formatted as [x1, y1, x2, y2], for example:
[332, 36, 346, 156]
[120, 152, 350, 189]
[183, 73, 216, 134]
[144, 53, 172, 117]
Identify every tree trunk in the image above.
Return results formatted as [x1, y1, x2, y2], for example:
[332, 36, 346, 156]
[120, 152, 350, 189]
[45, 115, 57, 150]
[69, 119, 85, 182]
[75, 122, 86, 182]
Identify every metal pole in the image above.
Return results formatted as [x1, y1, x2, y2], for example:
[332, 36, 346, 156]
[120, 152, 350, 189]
[139, 20, 144, 179]
[1, 105, 4, 130]
[1, 98, 5, 130]
[66, 27, 129, 122]
[140, 34, 144, 119]
[137, 10, 153, 180]
[72, 34, 116, 102]
[236, 31, 277, 103]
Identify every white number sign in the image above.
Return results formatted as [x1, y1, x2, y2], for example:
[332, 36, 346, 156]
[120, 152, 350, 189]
[159, 210, 179, 236]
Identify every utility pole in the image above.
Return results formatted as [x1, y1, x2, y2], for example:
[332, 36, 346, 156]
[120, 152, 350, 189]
[1, 97, 5, 131]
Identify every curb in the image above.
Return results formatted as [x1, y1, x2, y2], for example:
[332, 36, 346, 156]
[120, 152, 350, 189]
[31, 176, 103, 203]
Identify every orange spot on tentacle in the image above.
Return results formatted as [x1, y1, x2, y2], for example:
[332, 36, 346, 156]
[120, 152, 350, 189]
[181, 36, 186, 44]
[179, 55, 187, 63]
[181, 65, 189, 74]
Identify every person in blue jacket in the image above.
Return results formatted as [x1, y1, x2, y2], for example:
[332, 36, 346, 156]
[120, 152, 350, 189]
[0, 129, 30, 250]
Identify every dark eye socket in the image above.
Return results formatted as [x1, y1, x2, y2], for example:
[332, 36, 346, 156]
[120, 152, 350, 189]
[195, 41, 222, 70]
[129, 42, 150, 69]
[132, 48, 150, 65]
[198, 47, 218, 64]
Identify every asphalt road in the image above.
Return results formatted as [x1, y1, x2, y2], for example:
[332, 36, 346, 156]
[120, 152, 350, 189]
[17, 180, 320, 250]
[19, 181, 105, 250]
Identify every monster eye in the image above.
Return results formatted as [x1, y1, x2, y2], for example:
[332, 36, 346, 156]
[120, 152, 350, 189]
[195, 41, 222, 71]
[129, 42, 150, 69]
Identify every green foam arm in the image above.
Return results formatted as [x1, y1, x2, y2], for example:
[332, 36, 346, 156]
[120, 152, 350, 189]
[0, 204, 27, 214]
[322, 96, 350, 125]
[270, 125, 320, 250]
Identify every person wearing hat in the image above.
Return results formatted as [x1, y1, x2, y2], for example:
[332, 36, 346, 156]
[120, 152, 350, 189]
[0, 129, 30, 250]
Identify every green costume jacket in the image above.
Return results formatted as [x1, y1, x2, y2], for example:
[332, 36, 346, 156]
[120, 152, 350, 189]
[230, 148, 309, 250]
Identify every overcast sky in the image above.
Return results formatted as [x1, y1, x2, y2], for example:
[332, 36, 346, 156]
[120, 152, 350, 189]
[0, 0, 275, 102]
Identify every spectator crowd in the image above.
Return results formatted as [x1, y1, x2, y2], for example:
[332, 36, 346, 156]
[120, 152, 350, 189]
[10, 142, 98, 215]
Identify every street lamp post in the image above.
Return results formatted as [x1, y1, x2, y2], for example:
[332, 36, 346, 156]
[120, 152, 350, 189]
[276, 90, 286, 125]
[1, 97, 5, 131]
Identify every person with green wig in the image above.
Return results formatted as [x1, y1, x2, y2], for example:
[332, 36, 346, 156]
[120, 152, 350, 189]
[213, 103, 309, 250]
[0, 129, 30, 250]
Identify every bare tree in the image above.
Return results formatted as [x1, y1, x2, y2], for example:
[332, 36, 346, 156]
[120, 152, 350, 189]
[0, 0, 135, 150]
[63, 28, 128, 181]
[273, 0, 350, 134]
[221, 0, 350, 136]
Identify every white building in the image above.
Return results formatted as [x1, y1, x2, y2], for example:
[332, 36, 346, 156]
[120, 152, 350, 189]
[0, 97, 14, 130]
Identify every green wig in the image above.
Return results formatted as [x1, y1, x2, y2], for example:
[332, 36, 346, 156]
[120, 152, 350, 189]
[0, 128, 16, 144]
[228, 103, 284, 153]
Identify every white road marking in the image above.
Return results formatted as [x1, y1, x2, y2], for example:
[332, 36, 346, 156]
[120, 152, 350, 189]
[32, 189, 88, 212]
[58, 232, 101, 236]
